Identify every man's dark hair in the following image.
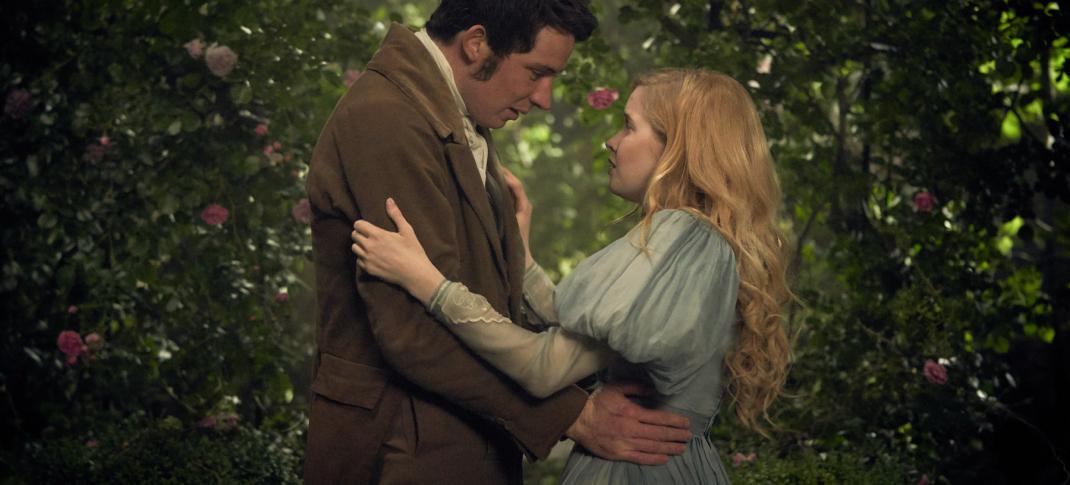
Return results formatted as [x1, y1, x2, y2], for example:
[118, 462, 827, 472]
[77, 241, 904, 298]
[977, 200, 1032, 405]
[425, 0, 597, 58]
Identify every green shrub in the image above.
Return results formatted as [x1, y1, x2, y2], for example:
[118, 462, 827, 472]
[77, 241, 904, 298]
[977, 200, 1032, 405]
[726, 450, 909, 485]
[22, 418, 302, 484]
[1, 0, 381, 448]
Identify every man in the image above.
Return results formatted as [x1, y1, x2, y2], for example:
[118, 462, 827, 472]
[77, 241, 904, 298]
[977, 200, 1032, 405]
[304, 1, 691, 483]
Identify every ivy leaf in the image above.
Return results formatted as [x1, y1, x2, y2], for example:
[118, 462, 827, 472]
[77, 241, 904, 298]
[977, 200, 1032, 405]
[231, 84, 252, 105]
[37, 213, 57, 229]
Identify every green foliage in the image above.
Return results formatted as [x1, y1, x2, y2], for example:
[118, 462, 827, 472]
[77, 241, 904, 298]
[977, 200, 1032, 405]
[0, 0, 386, 464]
[22, 418, 301, 484]
[725, 449, 909, 485]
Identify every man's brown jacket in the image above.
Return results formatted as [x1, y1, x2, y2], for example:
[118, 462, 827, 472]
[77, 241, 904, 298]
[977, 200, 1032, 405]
[303, 24, 587, 484]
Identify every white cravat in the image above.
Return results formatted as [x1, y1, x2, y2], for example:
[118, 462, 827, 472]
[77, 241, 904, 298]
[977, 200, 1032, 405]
[415, 29, 489, 184]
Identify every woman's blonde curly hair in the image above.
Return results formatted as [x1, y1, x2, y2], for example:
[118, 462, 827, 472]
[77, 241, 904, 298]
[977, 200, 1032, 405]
[633, 68, 792, 435]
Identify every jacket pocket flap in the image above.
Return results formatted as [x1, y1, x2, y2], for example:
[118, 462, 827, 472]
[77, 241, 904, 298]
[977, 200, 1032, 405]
[310, 353, 388, 410]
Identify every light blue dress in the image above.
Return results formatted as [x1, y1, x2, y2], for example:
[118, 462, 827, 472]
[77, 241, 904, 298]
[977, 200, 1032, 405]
[553, 209, 739, 484]
[427, 209, 740, 484]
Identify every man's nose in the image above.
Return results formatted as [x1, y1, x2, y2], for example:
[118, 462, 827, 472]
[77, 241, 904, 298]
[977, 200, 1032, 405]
[530, 78, 553, 110]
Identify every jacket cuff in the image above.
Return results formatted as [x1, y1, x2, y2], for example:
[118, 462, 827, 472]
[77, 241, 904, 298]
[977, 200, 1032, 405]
[499, 385, 587, 460]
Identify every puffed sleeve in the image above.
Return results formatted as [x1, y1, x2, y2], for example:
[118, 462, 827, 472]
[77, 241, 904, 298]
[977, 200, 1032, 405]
[554, 210, 740, 396]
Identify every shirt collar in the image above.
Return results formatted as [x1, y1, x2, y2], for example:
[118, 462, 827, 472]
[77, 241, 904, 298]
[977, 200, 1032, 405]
[414, 29, 470, 121]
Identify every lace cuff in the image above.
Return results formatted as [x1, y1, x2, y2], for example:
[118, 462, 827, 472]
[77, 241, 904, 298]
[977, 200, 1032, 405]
[428, 280, 512, 326]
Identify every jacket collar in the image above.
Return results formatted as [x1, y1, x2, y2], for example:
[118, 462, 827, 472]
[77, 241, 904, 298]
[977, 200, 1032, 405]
[366, 23, 466, 142]
[366, 24, 515, 292]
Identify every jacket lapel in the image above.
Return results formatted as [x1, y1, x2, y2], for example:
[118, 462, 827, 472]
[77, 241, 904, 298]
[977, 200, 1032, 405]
[444, 142, 508, 282]
[484, 144, 527, 321]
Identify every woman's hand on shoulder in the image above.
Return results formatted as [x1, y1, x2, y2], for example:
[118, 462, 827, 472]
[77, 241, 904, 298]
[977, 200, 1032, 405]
[351, 198, 445, 305]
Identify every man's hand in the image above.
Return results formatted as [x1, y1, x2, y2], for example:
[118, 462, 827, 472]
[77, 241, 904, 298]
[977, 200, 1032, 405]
[564, 382, 692, 465]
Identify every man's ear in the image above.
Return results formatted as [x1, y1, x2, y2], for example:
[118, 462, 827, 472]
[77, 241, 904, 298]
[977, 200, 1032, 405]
[457, 25, 492, 66]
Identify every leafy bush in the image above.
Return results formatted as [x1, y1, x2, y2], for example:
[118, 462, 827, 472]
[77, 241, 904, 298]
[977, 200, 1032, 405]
[22, 417, 302, 484]
[725, 449, 909, 485]
[1, 0, 381, 463]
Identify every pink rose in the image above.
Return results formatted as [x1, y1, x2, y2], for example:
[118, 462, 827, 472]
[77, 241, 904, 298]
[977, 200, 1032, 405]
[85, 332, 104, 352]
[205, 44, 238, 77]
[262, 144, 274, 155]
[344, 69, 363, 87]
[913, 191, 935, 213]
[586, 88, 619, 110]
[923, 359, 947, 385]
[731, 452, 756, 466]
[200, 204, 229, 225]
[291, 198, 312, 224]
[197, 416, 217, 429]
[85, 439, 99, 449]
[184, 38, 205, 59]
[254, 123, 268, 136]
[67, 305, 78, 314]
[57, 330, 87, 365]
[275, 291, 289, 303]
[272, 141, 282, 150]
[917, 474, 930, 485]
[99, 135, 111, 146]
[4, 89, 32, 119]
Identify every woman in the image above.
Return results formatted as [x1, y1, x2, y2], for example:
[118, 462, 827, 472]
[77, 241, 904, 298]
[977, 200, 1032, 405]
[350, 69, 791, 484]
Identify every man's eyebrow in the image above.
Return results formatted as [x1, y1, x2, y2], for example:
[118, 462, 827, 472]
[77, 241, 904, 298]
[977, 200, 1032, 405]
[528, 63, 560, 75]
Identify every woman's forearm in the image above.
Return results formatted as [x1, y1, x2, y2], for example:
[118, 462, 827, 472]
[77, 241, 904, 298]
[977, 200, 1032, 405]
[404, 266, 446, 306]
[427, 280, 615, 397]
